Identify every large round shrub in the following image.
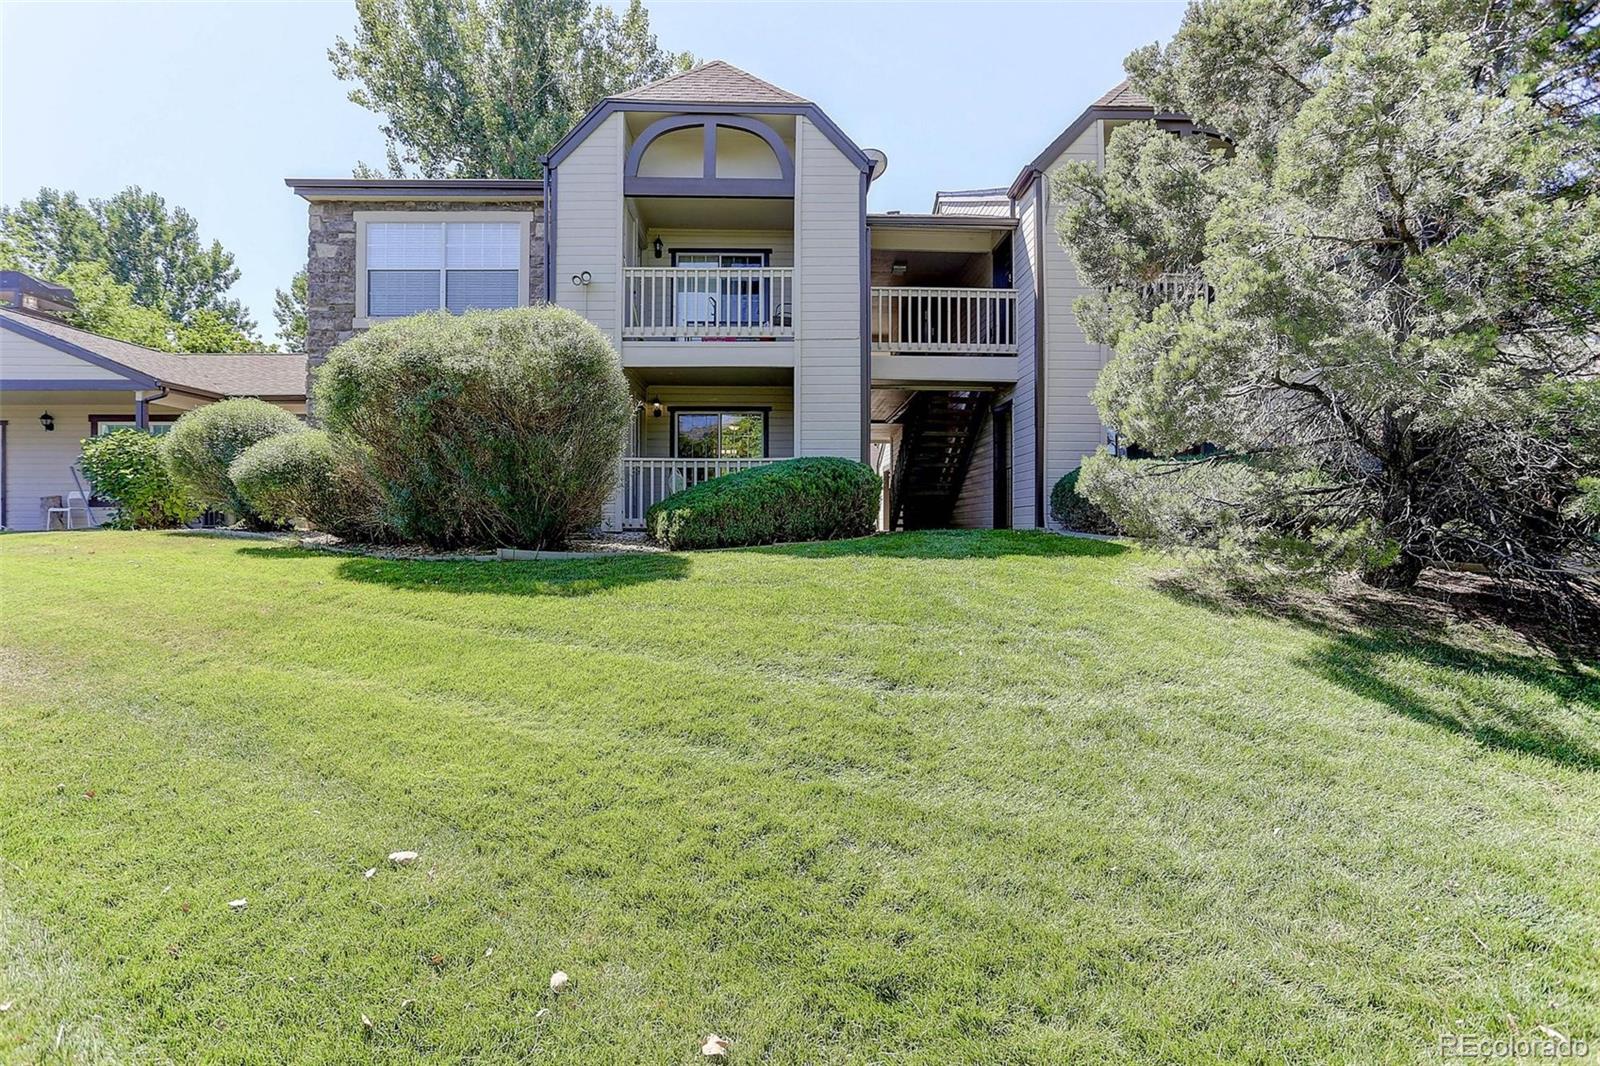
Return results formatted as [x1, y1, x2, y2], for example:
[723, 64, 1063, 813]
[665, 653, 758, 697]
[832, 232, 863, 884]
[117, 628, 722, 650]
[229, 429, 332, 525]
[646, 457, 881, 550]
[1049, 465, 1118, 534]
[78, 429, 198, 529]
[163, 398, 304, 527]
[228, 428, 386, 540]
[315, 306, 631, 549]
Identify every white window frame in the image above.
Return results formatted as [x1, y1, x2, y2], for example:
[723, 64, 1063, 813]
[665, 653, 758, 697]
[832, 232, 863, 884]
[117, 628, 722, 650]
[354, 210, 533, 326]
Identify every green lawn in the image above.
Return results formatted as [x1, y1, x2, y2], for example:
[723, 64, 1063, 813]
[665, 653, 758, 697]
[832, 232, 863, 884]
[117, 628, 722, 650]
[1, 530, 1596, 1064]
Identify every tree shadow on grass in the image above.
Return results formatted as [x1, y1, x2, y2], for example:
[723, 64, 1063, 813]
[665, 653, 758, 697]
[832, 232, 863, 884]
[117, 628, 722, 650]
[1155, 571, 1600, 771]
[747, 529, 1130, 561]
[234, 545, 690, 598]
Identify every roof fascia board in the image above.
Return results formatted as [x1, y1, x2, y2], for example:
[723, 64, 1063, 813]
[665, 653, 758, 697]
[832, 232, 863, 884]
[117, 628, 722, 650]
[0, 315, 160, 388]
[284, 179, 543, 201]
[0, 378, 150, 392]
[1007, 105, 1176, 199]
[868, 214, 1018, 229]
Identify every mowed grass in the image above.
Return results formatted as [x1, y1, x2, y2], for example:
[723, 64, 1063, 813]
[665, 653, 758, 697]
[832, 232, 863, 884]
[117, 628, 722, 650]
[0, 530, 1596, 1064]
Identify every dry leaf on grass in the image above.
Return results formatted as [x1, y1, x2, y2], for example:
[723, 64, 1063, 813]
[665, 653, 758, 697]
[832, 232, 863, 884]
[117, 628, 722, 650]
[701, 1033, 730, 1058]
[388, 851, 419, 865]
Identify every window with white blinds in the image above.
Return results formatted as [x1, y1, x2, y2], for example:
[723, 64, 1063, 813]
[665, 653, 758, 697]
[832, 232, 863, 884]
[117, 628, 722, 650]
[365, 220, 523, 317]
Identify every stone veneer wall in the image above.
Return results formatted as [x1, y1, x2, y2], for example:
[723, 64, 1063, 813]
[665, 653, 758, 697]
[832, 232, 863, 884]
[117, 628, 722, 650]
[303, 198, 546, 408]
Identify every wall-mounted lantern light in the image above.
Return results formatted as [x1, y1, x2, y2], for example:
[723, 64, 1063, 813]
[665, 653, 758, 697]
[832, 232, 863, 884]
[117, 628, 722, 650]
[39, 411, 54, 432]
[653, 237, 664, 259]
[651, 400, 664, 418]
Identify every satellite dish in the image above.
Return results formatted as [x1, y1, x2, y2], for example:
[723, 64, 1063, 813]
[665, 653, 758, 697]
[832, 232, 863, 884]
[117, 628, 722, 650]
[865, 148, 889, 183]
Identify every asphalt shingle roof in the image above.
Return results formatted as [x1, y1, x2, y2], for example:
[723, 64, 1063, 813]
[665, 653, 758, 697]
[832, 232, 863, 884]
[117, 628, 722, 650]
[614, 60, 809, 105]
[1, 309, 307, 398]
[1094, 79, 1155, 109]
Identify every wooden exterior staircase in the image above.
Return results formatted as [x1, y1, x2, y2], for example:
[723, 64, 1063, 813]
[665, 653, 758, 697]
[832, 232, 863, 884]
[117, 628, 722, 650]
[888, 390, 992, 530]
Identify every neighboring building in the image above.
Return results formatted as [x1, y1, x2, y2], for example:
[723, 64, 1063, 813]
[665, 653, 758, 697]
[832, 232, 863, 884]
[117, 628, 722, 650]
[0, 297, 306, 531]
[289, 61, 1190, 532]
[930, 188, 1012, 218]
[0, 271, 77, 318]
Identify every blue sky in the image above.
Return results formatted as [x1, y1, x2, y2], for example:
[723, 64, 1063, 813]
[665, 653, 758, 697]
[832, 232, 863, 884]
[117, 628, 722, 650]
[1, 1, 1183, 344]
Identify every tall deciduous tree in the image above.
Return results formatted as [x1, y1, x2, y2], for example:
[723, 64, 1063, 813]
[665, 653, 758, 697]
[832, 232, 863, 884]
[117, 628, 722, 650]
[1055, 0, 1600, 600]
[49, 262, 257, 354]
[274, 271, 308, 352]
[0, 186, 257, 336]
[329, 0, 692, 178]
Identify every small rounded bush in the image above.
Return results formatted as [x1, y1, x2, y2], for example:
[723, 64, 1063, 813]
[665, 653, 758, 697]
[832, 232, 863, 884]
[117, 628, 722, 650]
[646, 457, 881, 550]
[163, 398, 304, 526]
[1049, 465, 1117, 534]
[314, 306, 631, 549]
[230, 429, 387, 540]
[79, 429, 198, 529]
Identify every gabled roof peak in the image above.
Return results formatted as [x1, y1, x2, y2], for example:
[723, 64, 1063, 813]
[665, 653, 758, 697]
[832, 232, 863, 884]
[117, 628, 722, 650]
[614, 60, 810, 106]
[1093, 79, 1154, 109]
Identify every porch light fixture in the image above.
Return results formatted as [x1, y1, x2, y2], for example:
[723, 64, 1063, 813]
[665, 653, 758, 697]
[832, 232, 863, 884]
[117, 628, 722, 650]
[651, 400, 664, 418]
[891, 259, 908, 277]
[39, 411, 54, 432]
[653, 237, 664, 259]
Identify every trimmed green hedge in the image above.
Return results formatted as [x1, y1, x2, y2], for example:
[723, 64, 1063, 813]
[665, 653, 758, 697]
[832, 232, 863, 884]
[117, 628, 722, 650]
[646, 457, 881, 550]
[162, 398, 304, 528]
[313, 306, 630, 549]
[1049, 465, 1118, 534]
[229, 429, 389, 541]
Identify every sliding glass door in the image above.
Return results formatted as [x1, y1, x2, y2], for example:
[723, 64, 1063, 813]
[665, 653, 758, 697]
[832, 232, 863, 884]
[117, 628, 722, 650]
[674, 252, 768, 333]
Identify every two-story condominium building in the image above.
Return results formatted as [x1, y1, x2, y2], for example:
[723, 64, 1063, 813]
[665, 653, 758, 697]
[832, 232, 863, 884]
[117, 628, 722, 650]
[289, 62, 1192, 533]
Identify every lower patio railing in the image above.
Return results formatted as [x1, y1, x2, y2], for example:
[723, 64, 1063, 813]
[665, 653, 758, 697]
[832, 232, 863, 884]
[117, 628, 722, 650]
[619, 456, 778, 530]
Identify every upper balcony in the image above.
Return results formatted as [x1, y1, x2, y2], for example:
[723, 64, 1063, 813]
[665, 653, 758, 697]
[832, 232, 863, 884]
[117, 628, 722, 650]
[870, 287, 1016, 355]
[868, 212, 1019, 385]
[624, 264, 794, 342]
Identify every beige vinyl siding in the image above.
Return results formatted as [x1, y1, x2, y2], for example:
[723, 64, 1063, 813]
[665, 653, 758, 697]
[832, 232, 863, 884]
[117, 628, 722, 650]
[1039, 121, 1109, 526]
[638, 386, 794, 458]
[644, 230, 795, 267]
[793, 117, 863, 460]
[0, 393, 133, 531]
[552, 112, 626, 529]
[1010, 187, 1040, 527]
[553, 112, 625, 346]
[1, 331, 134, 383]
[951, 407, 994, 529]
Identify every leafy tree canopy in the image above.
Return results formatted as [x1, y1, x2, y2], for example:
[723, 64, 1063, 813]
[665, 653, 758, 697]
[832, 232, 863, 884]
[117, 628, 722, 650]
[1, 186, 254, 334]
[330, 0, 692, 178]
[42, 262, 257, 354]
[274, 270, 308, 352]
[1055, 0, 1600, 601]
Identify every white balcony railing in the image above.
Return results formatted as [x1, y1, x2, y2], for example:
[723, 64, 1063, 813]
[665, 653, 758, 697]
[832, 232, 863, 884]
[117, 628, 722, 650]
[870, 287, 1017, 355]
[1141, 272, 1213, 305]
[624, 266, 794, 341]
[619, 456, 778, 529]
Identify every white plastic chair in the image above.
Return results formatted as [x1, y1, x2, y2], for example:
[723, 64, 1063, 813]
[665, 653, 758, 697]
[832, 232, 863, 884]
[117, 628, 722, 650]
[47, 491, 92, 530]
